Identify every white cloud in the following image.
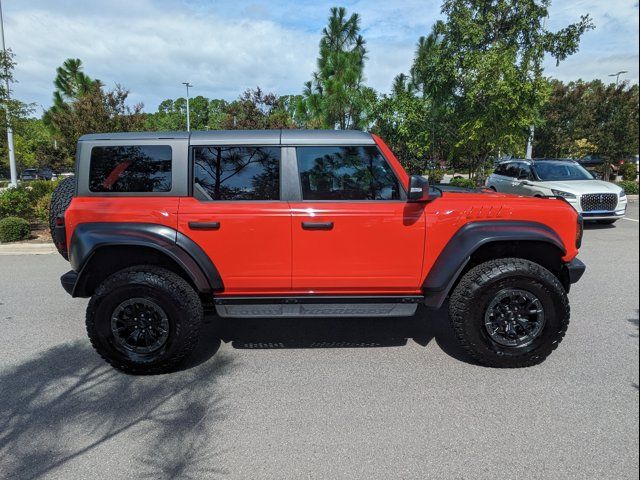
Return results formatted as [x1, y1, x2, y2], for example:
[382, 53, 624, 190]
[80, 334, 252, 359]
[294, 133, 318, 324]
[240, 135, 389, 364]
[3, 0, 638, 112]
[5, 1, 319, 110]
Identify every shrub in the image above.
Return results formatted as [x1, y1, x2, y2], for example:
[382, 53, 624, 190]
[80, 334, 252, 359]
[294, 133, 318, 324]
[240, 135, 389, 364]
[617, 181, 639, 195]
[449, 177, 476, 189]
[0, 216, 31, 243]
[619, 162, 638, 181]
[425, 169, 446, 184]
[35, 192, 52, 223]
[0, 187, 35, 220]
[27, 179, 57, 200]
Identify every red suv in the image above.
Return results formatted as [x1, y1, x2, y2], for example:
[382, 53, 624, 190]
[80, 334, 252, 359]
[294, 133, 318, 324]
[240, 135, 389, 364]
[50, 130, 585, 374]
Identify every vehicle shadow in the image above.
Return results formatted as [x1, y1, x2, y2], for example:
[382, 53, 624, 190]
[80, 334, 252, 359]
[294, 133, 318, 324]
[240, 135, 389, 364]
[209, 304, 476, 366]
[583, 222, 617, 230]
[0, 320, 233, 480]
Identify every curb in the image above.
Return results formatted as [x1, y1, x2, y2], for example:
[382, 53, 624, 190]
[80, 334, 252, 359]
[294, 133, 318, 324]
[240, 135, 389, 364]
[0, 242, 57, 255]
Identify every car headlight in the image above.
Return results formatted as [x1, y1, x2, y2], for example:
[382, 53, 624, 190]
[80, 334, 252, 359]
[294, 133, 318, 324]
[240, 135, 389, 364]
[551, 189, 577, 199]
[620, 190, 627, 198]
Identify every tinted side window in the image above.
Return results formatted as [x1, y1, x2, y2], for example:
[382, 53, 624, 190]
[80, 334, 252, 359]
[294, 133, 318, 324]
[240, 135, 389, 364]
[494, 164, 508, 176]
[296, 146, 400, 201]
[504, 163, 520, 178]
[518, 163, 533, 179]
[89, 145, 172, 193]
[193, 146, 280, 201]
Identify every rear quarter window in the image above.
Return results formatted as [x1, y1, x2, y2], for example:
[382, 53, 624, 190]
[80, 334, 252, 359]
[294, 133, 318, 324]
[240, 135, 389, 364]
[89, 145, 172, 193]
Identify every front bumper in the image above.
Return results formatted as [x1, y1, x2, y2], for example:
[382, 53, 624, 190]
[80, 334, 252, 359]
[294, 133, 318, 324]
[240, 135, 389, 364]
[565, 196, 627, 221]
[563, 257, 586, 285]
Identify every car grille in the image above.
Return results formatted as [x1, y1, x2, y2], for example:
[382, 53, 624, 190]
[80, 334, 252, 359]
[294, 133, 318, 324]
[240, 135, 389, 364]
[581, 193, 618, 212]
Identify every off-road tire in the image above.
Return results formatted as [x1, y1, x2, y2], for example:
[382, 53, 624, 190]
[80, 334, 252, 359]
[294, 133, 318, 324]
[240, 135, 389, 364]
[86, 266, 203, 374]
[49, 176, 76, 257]
[449, 258, 570, 368]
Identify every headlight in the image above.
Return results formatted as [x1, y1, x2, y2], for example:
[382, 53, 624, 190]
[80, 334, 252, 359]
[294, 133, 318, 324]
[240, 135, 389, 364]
[620, 190, 627, 198]
[551, 189, 576, 199]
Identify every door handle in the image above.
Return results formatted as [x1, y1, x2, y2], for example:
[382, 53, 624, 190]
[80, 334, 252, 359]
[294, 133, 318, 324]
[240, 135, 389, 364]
[188, 221, 220, 230]
[301, 221, 333, 230]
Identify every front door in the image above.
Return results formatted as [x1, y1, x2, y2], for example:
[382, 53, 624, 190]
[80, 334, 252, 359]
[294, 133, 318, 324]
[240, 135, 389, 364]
[178, 145, 291, 295]
[289, 145, 426, 294]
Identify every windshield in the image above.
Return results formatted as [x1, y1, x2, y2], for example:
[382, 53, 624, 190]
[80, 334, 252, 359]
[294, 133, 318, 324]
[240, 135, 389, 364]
[533, 162, 593, 181]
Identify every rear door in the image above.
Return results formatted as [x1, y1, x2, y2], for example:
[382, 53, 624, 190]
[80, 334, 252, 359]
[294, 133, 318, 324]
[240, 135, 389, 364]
[177, 144, 291, 294]
[288, 145, 426, 294]
[489, 163, 511, 192]
[501, 163, 521, 193]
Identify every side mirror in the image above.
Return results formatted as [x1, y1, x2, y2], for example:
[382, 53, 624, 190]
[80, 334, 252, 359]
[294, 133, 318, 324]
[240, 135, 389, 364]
[408, 175, 441, 202]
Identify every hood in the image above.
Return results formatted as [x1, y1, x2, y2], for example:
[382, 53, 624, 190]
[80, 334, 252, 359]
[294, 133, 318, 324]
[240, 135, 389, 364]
[535, 180, 622, 194]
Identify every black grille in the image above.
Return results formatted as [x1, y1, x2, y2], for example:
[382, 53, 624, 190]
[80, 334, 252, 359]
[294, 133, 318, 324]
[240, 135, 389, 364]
[581, 193, 618, 212]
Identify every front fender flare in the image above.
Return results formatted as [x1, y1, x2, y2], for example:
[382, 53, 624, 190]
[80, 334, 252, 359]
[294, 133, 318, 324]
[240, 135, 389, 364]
[422, 221, 566, 309]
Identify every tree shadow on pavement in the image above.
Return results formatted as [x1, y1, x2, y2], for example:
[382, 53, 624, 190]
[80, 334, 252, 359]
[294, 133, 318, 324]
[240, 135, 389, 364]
[212, 303, 475, 365]
[0, 321, 233, 480]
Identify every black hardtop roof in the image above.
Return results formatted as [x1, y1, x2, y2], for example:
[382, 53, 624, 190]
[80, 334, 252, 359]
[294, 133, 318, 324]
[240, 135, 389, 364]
[79, 129, 375, 146]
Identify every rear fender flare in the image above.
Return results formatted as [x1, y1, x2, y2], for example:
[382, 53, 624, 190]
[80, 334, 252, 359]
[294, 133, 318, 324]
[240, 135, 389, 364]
[69, 223, 223, 296]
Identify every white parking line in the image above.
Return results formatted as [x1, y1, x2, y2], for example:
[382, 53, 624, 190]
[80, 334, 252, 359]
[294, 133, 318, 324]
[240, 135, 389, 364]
[622, 217, 639, 222]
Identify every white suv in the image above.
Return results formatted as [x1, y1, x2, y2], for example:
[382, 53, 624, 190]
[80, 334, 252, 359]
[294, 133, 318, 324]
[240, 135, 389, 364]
[486, 159, 627, 224]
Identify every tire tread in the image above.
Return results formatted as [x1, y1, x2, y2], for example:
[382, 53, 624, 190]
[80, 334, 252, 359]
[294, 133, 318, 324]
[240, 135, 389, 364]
[449, 258, 570, 368]
[86, 266, 202, 375]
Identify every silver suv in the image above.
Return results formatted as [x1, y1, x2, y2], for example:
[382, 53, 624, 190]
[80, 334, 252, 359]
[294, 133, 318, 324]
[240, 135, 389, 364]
[486, 159, 627, 224]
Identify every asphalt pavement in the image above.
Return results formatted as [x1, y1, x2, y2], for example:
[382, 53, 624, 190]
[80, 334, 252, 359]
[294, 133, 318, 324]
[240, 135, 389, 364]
[0, 203, 638, 480]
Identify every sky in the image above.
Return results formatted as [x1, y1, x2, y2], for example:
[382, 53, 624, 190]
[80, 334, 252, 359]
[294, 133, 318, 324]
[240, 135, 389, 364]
[3, 0, 639, 113]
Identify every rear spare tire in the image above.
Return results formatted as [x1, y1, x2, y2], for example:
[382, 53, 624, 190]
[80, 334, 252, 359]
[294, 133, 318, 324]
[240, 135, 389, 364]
[49, 176, 76, 257]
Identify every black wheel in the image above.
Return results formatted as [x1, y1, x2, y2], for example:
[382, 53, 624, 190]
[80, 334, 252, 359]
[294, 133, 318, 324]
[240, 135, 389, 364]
[49, 176, 76, 257]
[86, 266, 203, 374]
[597, 219, 618, 225]
[449, 258, 569, 368]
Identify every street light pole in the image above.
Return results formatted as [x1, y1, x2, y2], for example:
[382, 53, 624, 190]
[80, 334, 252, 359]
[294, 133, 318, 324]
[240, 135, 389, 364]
[608, 70, 628, 85]
[0, 0, 17, 188]
[182, 82, 192, 131]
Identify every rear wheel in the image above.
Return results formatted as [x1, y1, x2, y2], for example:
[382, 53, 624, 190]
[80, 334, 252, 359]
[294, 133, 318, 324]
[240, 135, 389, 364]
[86, 266, 203, 374]
[449, 258, 569, 368]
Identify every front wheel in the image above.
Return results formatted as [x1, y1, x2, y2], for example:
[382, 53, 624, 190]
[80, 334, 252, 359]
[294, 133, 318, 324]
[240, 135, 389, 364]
[449, 258, 569, 368]
[86, 266, 203, 374]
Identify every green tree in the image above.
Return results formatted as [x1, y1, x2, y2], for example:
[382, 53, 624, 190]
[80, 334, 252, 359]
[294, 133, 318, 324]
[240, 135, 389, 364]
[221, 87, 295, 129]
[43, 58, 101, 132]
[535, 79, 639, 171]
[440, 0, 592, 172]
[298, 7, 374, 129]
[51, 58, 100, 109]
[385, 0, 593, 176]
[0, 49, 36, 173]
[373, 84, 431, 174]
[46, 83, 145, 161]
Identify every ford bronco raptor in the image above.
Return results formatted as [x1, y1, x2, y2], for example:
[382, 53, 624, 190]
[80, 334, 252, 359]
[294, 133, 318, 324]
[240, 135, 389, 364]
[51, 130, 586, 374]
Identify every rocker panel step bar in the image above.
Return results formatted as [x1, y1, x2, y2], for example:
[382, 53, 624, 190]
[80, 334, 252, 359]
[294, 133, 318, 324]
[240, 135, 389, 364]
[213, 295, 423, 318]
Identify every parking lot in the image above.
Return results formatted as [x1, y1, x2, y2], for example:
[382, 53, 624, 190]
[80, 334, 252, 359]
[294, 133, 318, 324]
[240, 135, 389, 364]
[0, 203, 638, 480]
